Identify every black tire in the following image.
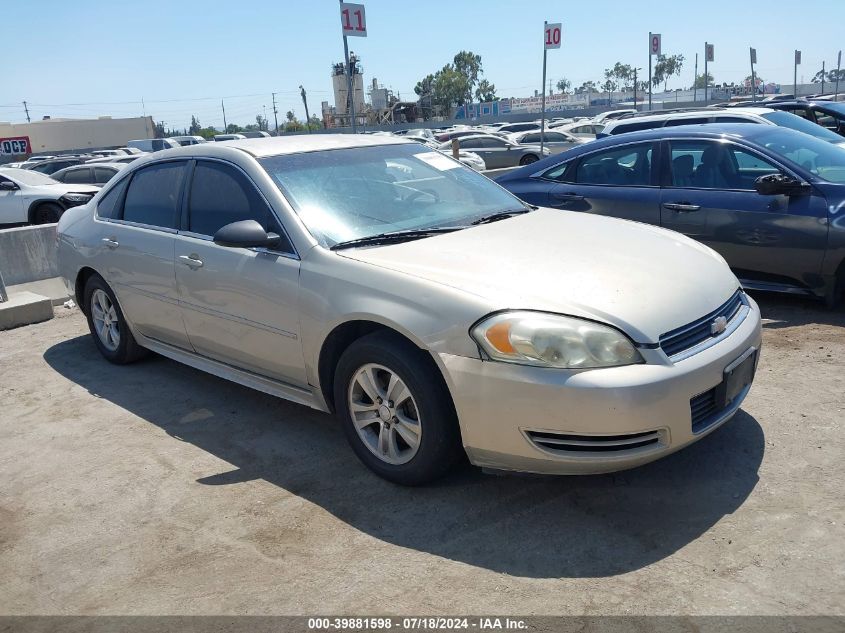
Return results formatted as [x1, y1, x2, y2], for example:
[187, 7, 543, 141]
[83, 274, 147, 364]
[32, 202, 63, 224]
[519, 154, 539, 166]
[334, 331, 463, 485]
[825, 270, 844, 309]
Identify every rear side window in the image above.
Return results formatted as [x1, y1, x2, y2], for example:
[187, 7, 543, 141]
[188, 161, 291, 251]
[610, 120, 661, 135]
[575, 143, 653, 186]
[94, 167, 116, 184]
[665, 117, 709, 126]
[122, 162, 186, 228]
[97, 178, 130, 219]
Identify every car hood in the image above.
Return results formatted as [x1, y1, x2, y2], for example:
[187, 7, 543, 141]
[27, 183, 100, 195]
[337, 209, 739, 344]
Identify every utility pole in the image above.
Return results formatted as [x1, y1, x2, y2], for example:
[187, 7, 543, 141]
[272, 92, 279, 135]
[836, 51, 842, 100]
[750, 48, 758, 103]
[704, 42, 709, 102]
[794, 50, 801, 97]
[300, 85, 312, 134]
[22, 101, 30, 123]
[693, 53, 698, 102]
[633, 68, 638, 109]
[821, 61, 826, 95]
[221, 100, 227, 133]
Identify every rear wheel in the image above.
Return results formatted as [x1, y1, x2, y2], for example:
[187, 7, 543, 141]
[334, 331, 463, 485]
[519, 154, 539, 166]
[83, 274, 147, 364]
[32, 202, 62, 224]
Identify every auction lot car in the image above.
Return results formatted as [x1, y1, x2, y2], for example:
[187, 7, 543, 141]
[498, 124, 845, 306]
[57, 135, 761, 485]
[0, 167, 98, 224]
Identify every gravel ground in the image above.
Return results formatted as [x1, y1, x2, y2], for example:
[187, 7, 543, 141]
[0, 293, 843, 616]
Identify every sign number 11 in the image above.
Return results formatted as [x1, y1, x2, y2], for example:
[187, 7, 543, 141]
[340, 3, 367, 37]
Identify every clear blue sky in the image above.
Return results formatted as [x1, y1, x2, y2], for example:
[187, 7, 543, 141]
[3, 0, 843, 131]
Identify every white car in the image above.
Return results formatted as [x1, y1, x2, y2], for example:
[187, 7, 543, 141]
[0, 168, 98, 224]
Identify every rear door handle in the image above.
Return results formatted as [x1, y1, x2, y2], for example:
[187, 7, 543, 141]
[101, 237, 119, 249]
[550, 192, 585, 207]
[663, 202, 701, 212]
[178, 254, 203, 269]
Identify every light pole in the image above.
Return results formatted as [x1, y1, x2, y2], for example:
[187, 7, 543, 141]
[633, 68, 642, 110]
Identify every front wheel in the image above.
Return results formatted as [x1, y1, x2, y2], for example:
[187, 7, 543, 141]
[519, 154, 539, 166]
[83, 274, 147, 364]
[334, 331, 463, 485]
[33, 202, 63, 224]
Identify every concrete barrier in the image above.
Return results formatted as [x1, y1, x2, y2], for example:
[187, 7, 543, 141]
[0, 223, 58, 286]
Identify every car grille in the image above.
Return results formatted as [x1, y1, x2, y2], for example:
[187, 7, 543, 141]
[690, 387, 722, 433]
[525, 429, 662, 454]
[659, 290, 745, 358]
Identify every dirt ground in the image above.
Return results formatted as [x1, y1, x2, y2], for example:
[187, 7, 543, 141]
[0, 293, 843, 616]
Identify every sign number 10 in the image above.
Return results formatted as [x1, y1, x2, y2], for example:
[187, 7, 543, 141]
[544, 23, 561, 49]
[340, 3, 367, 37]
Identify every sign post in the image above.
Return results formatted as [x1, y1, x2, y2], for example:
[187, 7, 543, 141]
[836, 50, 842, 100]
[648, 33, 661, 110]
[750, 47, 757, 102]
[703, 42, 713, 102]
[794, 50, 801, 97]
[540, 21, 561, 153]
[693, 53, 698, 102]
[339, 1, 367, 133]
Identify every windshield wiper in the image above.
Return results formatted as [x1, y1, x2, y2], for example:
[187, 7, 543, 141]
[470, 208, 534, 225]
[330, 226, 465, 251]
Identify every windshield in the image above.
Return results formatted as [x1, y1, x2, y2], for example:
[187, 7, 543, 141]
[259, 144, 526, 246]
[761, 110, 844, 144]
[0, 168, 58, 186]
[755, 128, 845, 183]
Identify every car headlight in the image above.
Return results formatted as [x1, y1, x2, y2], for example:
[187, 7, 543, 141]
[61, 193, 93, 203]
[470, 311, 643, 369]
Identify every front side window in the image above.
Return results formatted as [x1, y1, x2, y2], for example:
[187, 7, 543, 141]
[258, 144, 526, 246]
[97, 178, 130, 219]
[575, 143, 653, 186]
[754, 127, 845, 183]
[122, 161, 186, 228]
[187, 161, 289, 252]
[94, 167, 117, 184]
[668, 141, 780, 189]
[760, 110, 844, 144]
[63, 168, 93, 184]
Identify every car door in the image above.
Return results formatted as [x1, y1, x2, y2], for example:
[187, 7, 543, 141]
[0, 174, 24, 223]
[463, 137, 510, 168]
[95, 160, 192, 348]
[545, 141, 662, 224]
[811, 106, 845, 136]
[660, 139, 828, 288]
[174, 159, 306, 387]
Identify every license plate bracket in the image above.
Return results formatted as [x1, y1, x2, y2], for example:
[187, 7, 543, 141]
[715, 347, 757, 409]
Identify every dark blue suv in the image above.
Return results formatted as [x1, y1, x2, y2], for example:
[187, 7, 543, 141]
[497, 124, 845, 306]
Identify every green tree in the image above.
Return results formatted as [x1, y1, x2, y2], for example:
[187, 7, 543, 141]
[812, 68, 829, 83]
[307, 114, 323, 131]
[475, 79, 497, 102]
[574, 80, 597, 95]
[693, 72, 715, 89]
[153, 121, 166, 138]
[652, 54, 685, 91]
[198, 127, 217, 140]
[189, 115, 201, 136]
[414, 74, 435, 97]
[256, 114, 268, 131]
[432, 64, 469, 110]
[453, 50, 482, 104]
[225, 123, 243, 134]
[555, 78, 571, 93]
[606, 63, 634, 90]
[285, 110, 296, 123]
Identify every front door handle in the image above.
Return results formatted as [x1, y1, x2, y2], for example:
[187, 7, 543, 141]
[663, 202, 701, 212]
[101, 237, 119, 249]
[178, 254, 203, 269]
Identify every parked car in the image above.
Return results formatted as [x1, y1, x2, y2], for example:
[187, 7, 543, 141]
[213, 134, 247, 142]
[51, 163, 125, 188]
[118, 147, 144, 155]
[56, 134, 761, 484]
[439, 134, 550, 168]
[169, 135, 207, 146]
[601, 107, 845, 148]
[761, 100, 845, 137]
[24, 156, 93, 175]
[434, 129, 482, 143]
[497, 123, 845, 305]
[402, 128, 435, 141]
[592, 109, 637, 123]
[86, 155, 145, 165]
[127, 138, 181, 152]
[494, 122, 541, 135]
[0, 167, 98, 224]
[508, 129, 587, 155]
[89, 149, 127, 158]
[240, 131, 272, 139]
[548, 120, 605, 139]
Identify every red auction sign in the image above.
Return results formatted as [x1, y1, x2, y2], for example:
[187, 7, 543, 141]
[0, 136, 31, 155]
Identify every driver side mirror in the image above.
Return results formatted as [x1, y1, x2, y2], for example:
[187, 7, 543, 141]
[754, 173, 810, 197]
[0, 181, 18, 191]
[213, 219, 281, 249]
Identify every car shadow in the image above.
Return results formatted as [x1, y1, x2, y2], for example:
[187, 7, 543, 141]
[749, 291, 845, 329]
[44, 335, 765, 579]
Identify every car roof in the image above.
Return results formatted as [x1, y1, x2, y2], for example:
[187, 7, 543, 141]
[132, 133, 411, 161]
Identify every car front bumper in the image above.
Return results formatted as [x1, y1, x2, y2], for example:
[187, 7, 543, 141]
[438, 296, 763, 475]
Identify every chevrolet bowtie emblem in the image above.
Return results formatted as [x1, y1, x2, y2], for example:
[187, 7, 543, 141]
[711, 316, 728, 335]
